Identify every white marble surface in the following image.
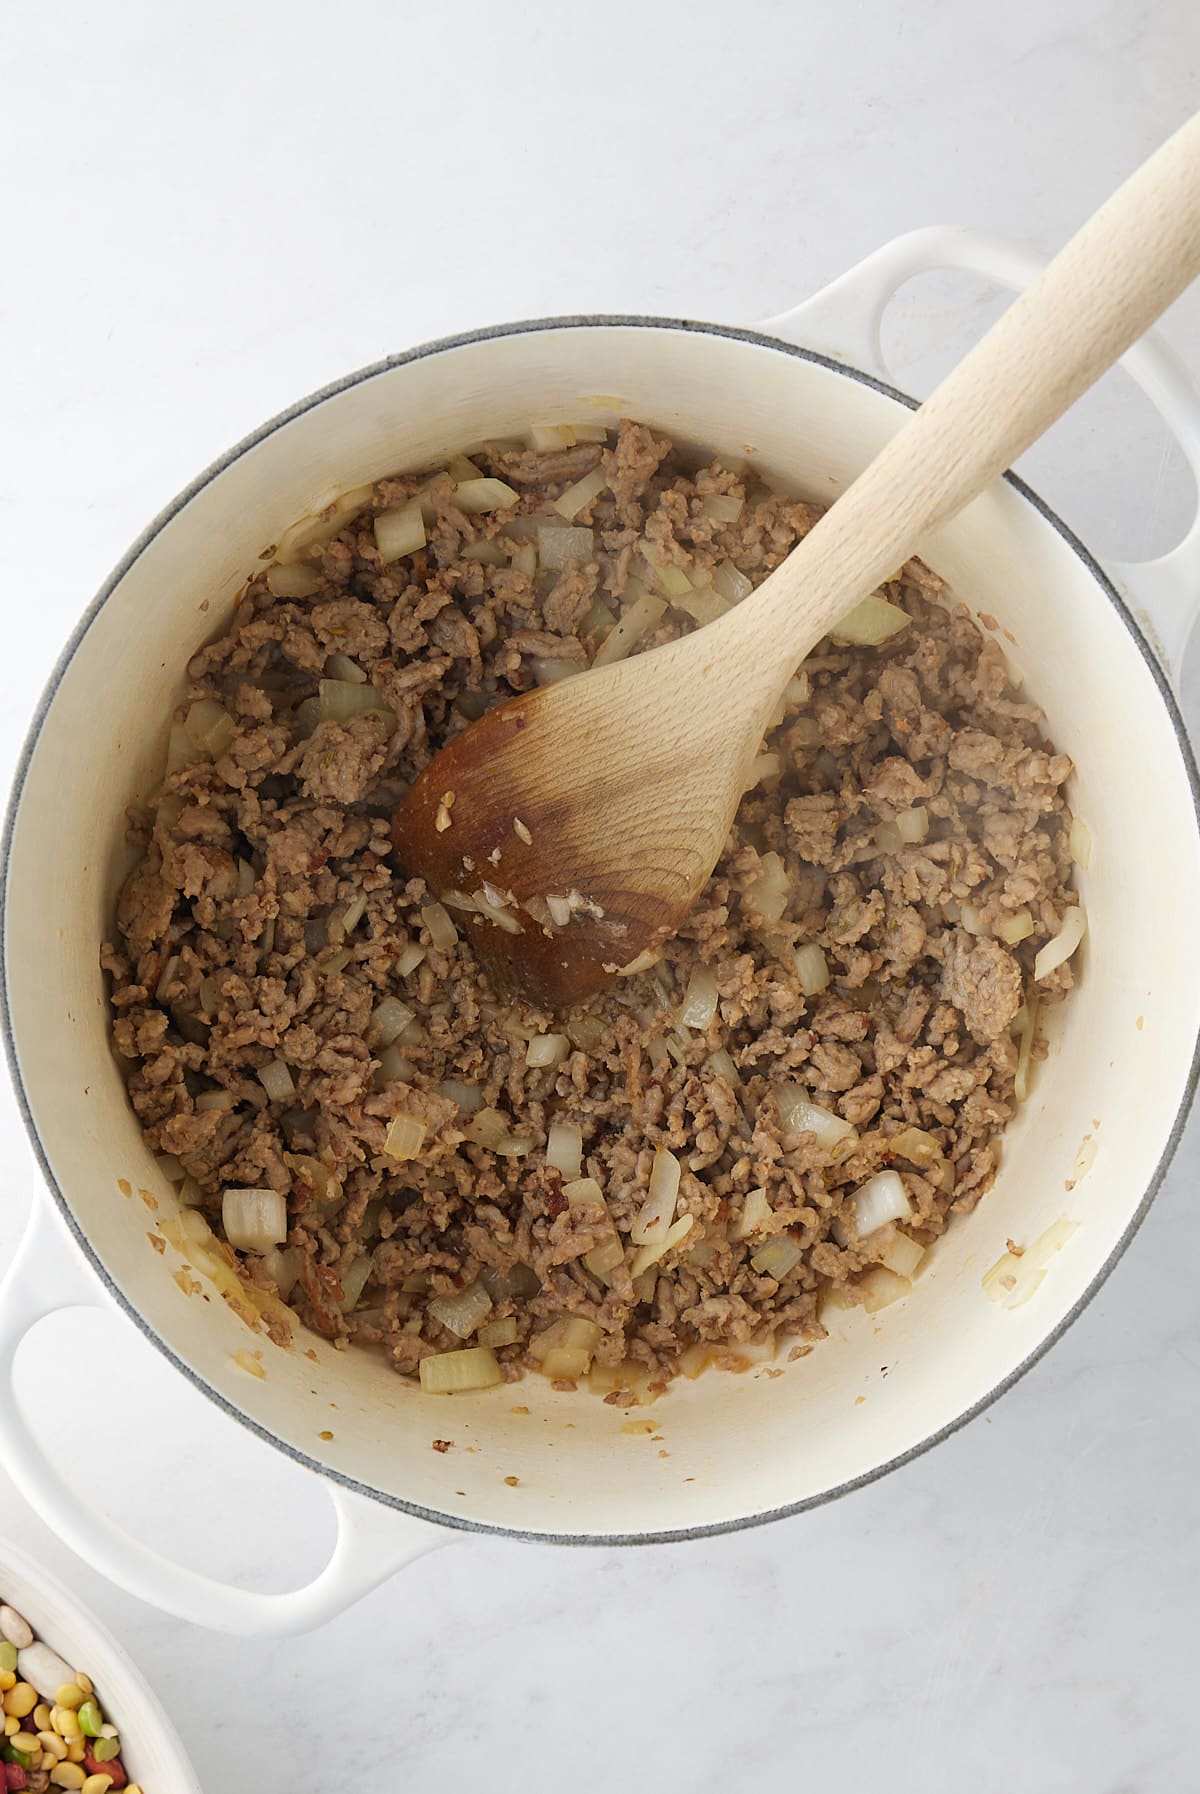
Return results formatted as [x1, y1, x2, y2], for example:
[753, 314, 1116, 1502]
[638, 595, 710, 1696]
[4, 2, 1200, 1788]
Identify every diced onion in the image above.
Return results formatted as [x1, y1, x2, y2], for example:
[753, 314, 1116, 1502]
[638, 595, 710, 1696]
[325, 653, 367, 685]
[267, 561, 323, 599]
[421, 902, 458, 950]
[454, 477, 520, 515]
[382, 1113, 427, 1160]
[699, 493, 743, 523]
[419, 1346, 502, 1393]
[859, 1265, 912, 1312]
[554, 465, 609, 521]
[428, 1279, 493, 1339]
[793, 943, 830, 996]
[676, 966, 719, 1031]
[196, 1088, 238, 1112]
[154, 954, 180, 1004]
[1069, 816, 1092, 868]
[630, 1149, 682, 1244]
[880, 1231, 925, 1278]
[340, 1256, 373, 1313]
[184, 699, 238, 759]
[997, 909, 1034, 945]
[745, 850, 789, 923]
[729, 1187, 772, 1242]
[630, 1212, 694, 1278]
[478, 1316, 519, 1348]
[258, 1060, 296, 1102]
[260, 1245, 303, 1300]
[447, 454, 485, 483]
[895, 807, 929, 844]
[775, 1085, 856, 1146]
[374, 499, 426, 564]
[275, 485, 373, 563]
[1034, 906, 1087, 981]
[437, 1079, 484, 1113]
[461, 1107, 513, 1150]
[396, 942, 427, 976]
[583, 1237, 624, 1278]
[317, 679, 391, 725]
[533, 656, 580, 685]
[711, 559, 753, 603]
[563, 1176, 605, 1210]
[704, 1047, 741, 1087]
[547, 1121, 583, 1179]
[527, 1033, 570, 1068]
[747, 750, 781, 788]
[677, 586, 732, 627]
[646, 557, 693, 599]
[538, 523, 594, 569]
[831, 594, 911, 645]
[983, 1218, 1076, 1310]
[888, 1126, 941, 1168]
[750, 1235, 803, 1279]
[528, 1316, 603, 1364]
[375, 1046, 416, 1088]
[370, 997, 417, 1047]
[592, 587, 668, 668]
[528, 423, 576, 451]
[222, 1187, 288, 1254]
[461, 538, 508, 565]
[850, 1169, 912, 1238]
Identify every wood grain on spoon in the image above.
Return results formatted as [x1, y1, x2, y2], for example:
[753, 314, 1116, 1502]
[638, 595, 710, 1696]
[393, 112, 1200, 1006]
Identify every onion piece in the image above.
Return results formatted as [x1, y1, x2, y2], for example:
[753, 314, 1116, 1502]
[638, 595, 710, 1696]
[375, 1046, 416, 1088]
[989, 909, 1032, 949]
[437, 1079, 484, 1113]
[850, 1169, 912, 1238]
[374, 499, 426, 564]
[527, 1033, 570, 1068]
[325, 652, 367, 685]
[446, 454, 485, 483]
[711, 558, 753, 603]
[729, 1187, 772, 1242]
[532, 655, 579, 685]
[676, 587, 732, 628]
[880, 1231, 926, 1278]
[704, 1047, 741, 1087]
[1069, 815, 1092, 868]
[421, 902, 458, 951]
[258, 1060, 296, 1103]
[859, 1265, 911, 1312]
[453, 477, 520, 516]
[895, 806, 929, 844]
[546, 1121, 583, 1179]
[428, 1279, 493, 1339]
[750, 1235, 802, 1279]
[222, 1187, 288, 1254]
[317, 679, 392, 726]
[528, 423, 576, 451]
[154, 954, 180, 1004]
[793, 943, 830, 996]
[744, 850, 789, 923]
[540, 1347, 590, 1379]
[775, 1085, 856, 1148]
[260, 1245, 303, 1301]
[888, 1125, 941, 1168]
[528, 1316, 603, 1363]
[630, 1149, 682, 1244]
[267, 562, 323, 599]
[275, 484, 373, 563]
[554, 465, 609, 521]
[630, 1212, 694, 1279]
[184, 699, 238, 759]
[419, 1346, 502, 1394]
[676, 966, 719, 1030]
[1034, 906, 1087, 981]
[831, 594, 911, 645]
[699, 493, 743, 523]
[747, 750, 781, 788]
[592, 587, 668, 668]
[461, 1107, 512, 1149]
[538, 523, 594, 569]
[478, 1316, 519, 1348]
[583, 1237, 624, 1278]
[382, 1114, 426, 1160]
[563, 1176, 605, 1209]
[339, 1256, 373, 1314]
[396, 942, 427, 976]
[369, 997, 416, 1047]
[196, 1089, 237, 1112]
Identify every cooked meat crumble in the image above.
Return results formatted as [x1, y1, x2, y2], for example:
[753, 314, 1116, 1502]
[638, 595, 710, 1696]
[102, 420, 1081, 1392]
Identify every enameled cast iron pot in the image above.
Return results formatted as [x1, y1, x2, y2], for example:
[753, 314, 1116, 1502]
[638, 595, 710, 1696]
[3, 228, 1199, 1634]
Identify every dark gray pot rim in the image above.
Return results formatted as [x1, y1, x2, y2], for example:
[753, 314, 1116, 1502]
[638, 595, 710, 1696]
[3, 313, 1198, 1548]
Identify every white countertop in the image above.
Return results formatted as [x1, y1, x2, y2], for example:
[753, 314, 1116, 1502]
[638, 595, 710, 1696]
[4, 3, 1199, 1788]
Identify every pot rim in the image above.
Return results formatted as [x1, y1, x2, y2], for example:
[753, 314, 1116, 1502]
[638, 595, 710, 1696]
[4, 312, 1199, 1547]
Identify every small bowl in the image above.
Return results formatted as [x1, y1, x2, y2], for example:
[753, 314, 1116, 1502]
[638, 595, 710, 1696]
[0, 1539, 201, 1791]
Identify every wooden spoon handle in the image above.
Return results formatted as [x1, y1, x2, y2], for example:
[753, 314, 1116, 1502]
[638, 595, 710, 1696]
[746, 110, 1200, 669]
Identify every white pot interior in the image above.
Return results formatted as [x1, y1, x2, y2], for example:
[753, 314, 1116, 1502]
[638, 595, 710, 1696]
[6, 321, 1199, 1538]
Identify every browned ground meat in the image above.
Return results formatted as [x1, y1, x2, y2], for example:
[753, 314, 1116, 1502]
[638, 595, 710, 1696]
[103, 420, 1080, 1392]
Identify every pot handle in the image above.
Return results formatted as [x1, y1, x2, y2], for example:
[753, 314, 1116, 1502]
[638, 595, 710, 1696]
[757, 225, 1200, 683]
[0, 1200, 449, 1636]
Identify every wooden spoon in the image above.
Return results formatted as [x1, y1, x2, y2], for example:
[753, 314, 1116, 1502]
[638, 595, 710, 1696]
[393, 113, 1200, 1006]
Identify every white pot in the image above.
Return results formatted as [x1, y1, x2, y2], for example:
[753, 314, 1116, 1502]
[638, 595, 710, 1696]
[0, 1540, 202, 1789]
[3, 228, 1199, 1635]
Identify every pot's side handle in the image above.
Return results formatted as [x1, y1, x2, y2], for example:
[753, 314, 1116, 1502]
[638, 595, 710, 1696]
[0, 1201, 449, 1636]
[757, 225, 1200, 686]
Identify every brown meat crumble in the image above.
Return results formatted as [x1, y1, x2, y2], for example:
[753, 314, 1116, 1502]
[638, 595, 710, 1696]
[102, 420, 1080, 1391]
